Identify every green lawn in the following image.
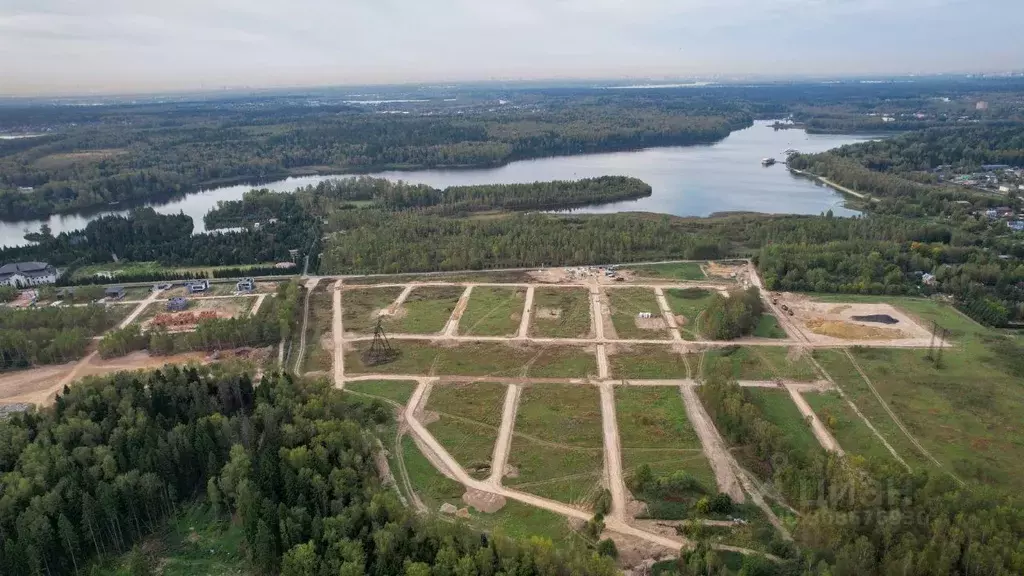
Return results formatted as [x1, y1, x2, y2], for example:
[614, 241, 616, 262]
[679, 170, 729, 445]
[342, 286, 404, 334]
[608, 345, 692, 380]
[630, 262, 706, 281]
[803, 391, 896, 464]
[607, 287, 670, 340]
[345, 380, 417, 406]
[529, 288, 592, 339]
[392, 286, 466, 334]
[751, 347, 821, 381]
[753, 314, 788, 339]
[458, 286, 526, 336]
[663, 288, 716, 340]
[427, 382, 507, 479]
[507, 384, 604, 505]
[95, 502, 250, 576]
[344, 342, 596, 378]
[745, 389, 821, 459]
[702, 347, 774, 381]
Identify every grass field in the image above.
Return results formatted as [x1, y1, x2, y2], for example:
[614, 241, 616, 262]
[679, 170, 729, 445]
[751, 347, 820, 381]
[802, 391, 896, 464]
[616, 387, 716, 490]
[753, 314, 788, 339]
[344, 342, 596, 378]
[629, 262, 706, 281]
[608, 345, 692, 379]
[345, 380, 417, 406]
[702, 346, 818, 381]
[458, 287, 526, 336]
[607, 287, 670, 340]
[663, 287, 715, 340]
[529, 288, 592, 339]
[392, 286, 466, 334]
[427, 382, 507, 479]
[745, 388, 821, 459]
[96, 503, 250, 576]
[302, 290, 334, 373]
[342, 286, 404, 334]
[402, 435, 466, 510]
[507, 384, 604, 505]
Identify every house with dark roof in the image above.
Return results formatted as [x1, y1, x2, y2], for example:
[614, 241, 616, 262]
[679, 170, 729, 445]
[105, 286, 126, 300]
[0, 262, 58, 287]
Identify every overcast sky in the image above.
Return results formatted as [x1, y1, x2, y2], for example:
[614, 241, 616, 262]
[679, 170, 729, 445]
[1, 0, 1022, 96]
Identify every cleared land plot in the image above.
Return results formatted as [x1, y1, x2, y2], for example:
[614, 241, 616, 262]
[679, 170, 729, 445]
[344, 341, 596, 378]
[131, 296, 255, 329]
[663, 288, 715, 340]
[345, 380, 417, 406]
[507, 384, 604, 505]
[458, 287, 525, 336]
[849, 345, 1024, 489]
[302, 291, 334, 373]
[745, 388, 821, 459]
[105, 303, 138, 325]
[812, 349, 933, 472]
[607, 287, 670, 340]
[617, 387, 716, 519]
[529, 288, 592, 339]
[803, 391, 895, 463]
[703, 346, 817, 381]
[753, 314, 788, 339]
[629, 262, 706, 281]
[427, 382, 507, 479]
[608, 345, 692, 380]
[342, 286, 405, 334]
[391, 286, 466, 334]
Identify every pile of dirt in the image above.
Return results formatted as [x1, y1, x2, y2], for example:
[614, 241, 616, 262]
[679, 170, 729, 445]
[463, 489, 506, 513]
[806, 318, 904, 340]
[852, 314, 900, 325]
[634, 317, 668, 330]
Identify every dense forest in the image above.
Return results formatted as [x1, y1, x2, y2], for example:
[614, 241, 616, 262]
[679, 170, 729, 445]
[701, 288, 765, 340]
[0, 370, 619, 576]
[0, 304, 120, 368]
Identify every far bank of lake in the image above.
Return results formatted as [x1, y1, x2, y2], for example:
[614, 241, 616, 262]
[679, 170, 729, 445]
[0, 121, 876, 247]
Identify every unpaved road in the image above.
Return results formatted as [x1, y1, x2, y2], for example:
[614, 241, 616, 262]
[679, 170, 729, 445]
[783, 382, 843, 454]
[654, 287, 683, 341]
[516, 286, 534, 339]
[249, 293, 268, 317]
[488, 384, 521, 486]
[443, 286, 473, 337]
[678, 384, 745, 502]
[386, 285, 416, 315]
[332, 280, 345, 387]
[293, 278, 321, 374]
[600, 382, 629, 520]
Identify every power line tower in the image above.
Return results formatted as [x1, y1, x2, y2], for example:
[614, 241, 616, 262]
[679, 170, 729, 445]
[364, 317, 399, 366]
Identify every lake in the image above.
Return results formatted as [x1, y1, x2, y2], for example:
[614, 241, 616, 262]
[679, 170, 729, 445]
[0, 121, 875, 247]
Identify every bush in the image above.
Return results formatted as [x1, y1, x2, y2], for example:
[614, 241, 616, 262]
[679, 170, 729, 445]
[597, 538, 618, 559]
[702, 287, 765, 340]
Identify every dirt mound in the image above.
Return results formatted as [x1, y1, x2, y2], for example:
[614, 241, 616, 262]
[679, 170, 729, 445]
[537, 308, 562, 320]
[463, 489, 506, 513]
[852, 314, 899, 325]
[374, 306, 407, 320]
[806, 318, 904, 340]
[674, 314, 688, 326]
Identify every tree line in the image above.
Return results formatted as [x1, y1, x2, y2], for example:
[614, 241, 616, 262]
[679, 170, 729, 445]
[0, 304, 119, 369]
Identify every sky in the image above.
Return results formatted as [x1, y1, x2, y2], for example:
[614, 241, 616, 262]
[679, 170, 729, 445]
[1, 0, 1022, 96]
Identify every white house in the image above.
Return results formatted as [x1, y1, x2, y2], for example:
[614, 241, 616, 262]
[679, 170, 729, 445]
[0, 262, 58, 287]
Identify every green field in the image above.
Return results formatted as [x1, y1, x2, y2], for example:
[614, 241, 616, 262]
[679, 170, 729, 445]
[458, 286, 526, 336]
[608, 345, 692, 379]
[702, 346, 818, 381]
[607, 287, 670, 340]
[745, 388, 821, 459]
[529, 287, 592, 338]
[507, 384, 604, 505]
[803, 391, 896, 464]
[630, 262, 706, 281]
[663, 287, 715, 340]
[402, 435, 466, 510]
[344, 342, 596, 378]
[753, 314, 788, 339]
[616, 387, 716, 491]
[95, 503, 250, 576]
[342, 286, 404, 334]
[345, 380, 417, 406]
[391, 286, 466, 334]
[302, 290, 334, 373]
[427, 382, 507, 479]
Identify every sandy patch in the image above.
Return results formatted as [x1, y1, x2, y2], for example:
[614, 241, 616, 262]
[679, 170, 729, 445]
[536, 308, 562, 320]
[705, 261, 744, 280]
[634, 316, 668, 331]
[375, 306, 407, 320]
[775, 293, 934, 345]
[806, 319, 904, 340]
[320, 332, 334, 351]
[463, 489, 506, 513]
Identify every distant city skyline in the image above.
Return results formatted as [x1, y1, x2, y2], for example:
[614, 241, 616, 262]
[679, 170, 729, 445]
[2, 0, 1023, 97]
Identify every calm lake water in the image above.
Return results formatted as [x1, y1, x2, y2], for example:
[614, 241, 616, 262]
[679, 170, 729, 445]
[0, 121, 875, 247]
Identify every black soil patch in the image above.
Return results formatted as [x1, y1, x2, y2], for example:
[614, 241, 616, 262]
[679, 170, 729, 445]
[852, 314, 899, 325]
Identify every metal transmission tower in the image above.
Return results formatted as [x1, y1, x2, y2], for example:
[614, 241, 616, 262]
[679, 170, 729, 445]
[364, 317, 399, 366]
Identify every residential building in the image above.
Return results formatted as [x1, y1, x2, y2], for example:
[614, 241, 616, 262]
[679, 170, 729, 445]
[186, 280, 210, 294]
[105, 286, 126, 300]
[236, 277, 256, 293]
[0, 262, 58, 287]
[1009, 221, 1024, 232]
[167, 297, 189, 311]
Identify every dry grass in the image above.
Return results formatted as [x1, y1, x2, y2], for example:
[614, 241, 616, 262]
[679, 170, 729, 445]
[805, 318, 903, 340]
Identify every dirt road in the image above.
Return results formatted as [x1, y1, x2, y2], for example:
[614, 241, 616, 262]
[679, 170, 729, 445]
[600, 382, 629, 521]
[293, 278, 320, 374]
[516, 286, 534, 339]
[783, 382, 843, 454]
[443, 286, 473, 337]
[333, 280, 345, 387]
[678, 384, 745, 502]
[386, 285, 416, 315]
[249, 293, 268, 317]
[654, 287, 683, 341]
[488, 384, 521, 486]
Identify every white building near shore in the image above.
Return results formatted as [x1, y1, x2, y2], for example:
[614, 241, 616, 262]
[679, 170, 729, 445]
[0, 262, 58, 287]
